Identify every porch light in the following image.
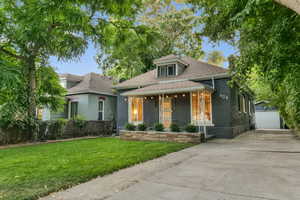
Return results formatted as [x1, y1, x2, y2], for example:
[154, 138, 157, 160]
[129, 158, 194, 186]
[133, 109, 137, 115]
[182, 94, 185, 97]
[174, 95, 178, 98]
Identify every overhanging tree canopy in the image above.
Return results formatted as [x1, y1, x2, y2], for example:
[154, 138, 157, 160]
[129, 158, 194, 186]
[0, 0, 144, 137]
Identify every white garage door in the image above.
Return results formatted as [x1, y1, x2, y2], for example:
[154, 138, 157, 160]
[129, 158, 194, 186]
[255, 111, 281, 129]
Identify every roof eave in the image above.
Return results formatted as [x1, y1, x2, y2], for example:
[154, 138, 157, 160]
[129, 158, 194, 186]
[66, 91, 116, 97]
[121, 86, 214, 96]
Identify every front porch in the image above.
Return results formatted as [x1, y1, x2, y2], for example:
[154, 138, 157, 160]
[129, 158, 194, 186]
[121, 80, 215, 131]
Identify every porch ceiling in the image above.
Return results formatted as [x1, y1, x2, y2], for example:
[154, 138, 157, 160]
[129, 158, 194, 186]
[121, 80, 213, 96]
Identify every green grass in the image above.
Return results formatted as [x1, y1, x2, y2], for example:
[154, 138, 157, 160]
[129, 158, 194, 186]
[0, 138, 193, 200]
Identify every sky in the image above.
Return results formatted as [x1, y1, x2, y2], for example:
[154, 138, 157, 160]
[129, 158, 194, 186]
[49, 39, 236, 76]
[49, 2, 237, 76]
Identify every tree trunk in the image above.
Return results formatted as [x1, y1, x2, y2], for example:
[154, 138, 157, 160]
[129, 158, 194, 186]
[274, 0, 300, 14]
[25, 57, 38, 141]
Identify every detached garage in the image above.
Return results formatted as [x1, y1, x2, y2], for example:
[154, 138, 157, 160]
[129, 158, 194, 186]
[255, 101, 286, 129]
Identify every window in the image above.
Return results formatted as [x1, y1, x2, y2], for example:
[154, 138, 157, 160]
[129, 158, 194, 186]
[129, 97, 143, 124]
[157, 64, 176, 77]
[70, 101, 78, 119]
[248, 100, 251, 114]
[98, 100, 104, 120]
[191, 91, 212, 125]
[167, 64, 176, 76]
[238, 94, 245, 112]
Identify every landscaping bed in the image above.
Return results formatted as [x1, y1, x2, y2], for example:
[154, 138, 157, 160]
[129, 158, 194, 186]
[120, 130, 203, 143]
[0, 137, 193, 200]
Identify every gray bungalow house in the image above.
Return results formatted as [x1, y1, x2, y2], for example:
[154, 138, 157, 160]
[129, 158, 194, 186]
[42, 73, 116, 121]
[114, 55, 255, 138]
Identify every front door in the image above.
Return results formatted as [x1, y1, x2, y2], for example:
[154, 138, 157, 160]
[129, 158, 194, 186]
[160, 96, 172, 128]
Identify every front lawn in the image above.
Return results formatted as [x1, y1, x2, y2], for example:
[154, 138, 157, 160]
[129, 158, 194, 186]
[0, 138, 193, 200]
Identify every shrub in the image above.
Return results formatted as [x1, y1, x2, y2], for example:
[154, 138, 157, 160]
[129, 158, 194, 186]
[154, 123, 164, 132]
[185, 124, 197, 133]
[137, 123, 147, 131]
[73, 115, 87, 129]
[125, 123, 136, 131]
[170, 123, 180, 132]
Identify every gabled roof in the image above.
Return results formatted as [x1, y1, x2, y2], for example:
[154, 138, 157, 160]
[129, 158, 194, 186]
[67, 73, 115, 96]
[121, 80, 213, 96]
[60, 73, 83, 82]
[153, 54, 189, 66]
[114, 55, 229, 89]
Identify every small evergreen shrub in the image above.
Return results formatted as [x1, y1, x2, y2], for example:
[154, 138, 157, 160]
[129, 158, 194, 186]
[170, 123, 180, 132]
[137, 123, 147, 131]
[185, 124, 197, 133]
[125, 123, 136, 131]
[154, 123, 164, 132]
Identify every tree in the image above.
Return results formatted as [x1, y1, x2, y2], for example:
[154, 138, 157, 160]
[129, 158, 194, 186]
[274, 0, 300, 14]
[97, 1, 204, 80]
[0, 0, 143, 139]
[189, 0, 300, 131]
[206, 50, 227, 66]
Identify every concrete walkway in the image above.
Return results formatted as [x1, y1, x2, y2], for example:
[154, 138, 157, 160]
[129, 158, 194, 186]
[41, 131, 300, 200]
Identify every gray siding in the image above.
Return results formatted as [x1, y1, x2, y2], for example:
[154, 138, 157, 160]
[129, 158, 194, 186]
[143, 97, 159, 127]
[199, 78, 233, 138]
[116, 78, 254, 138]
[117, 91, 129, 131]
[172, 94, 190, 127]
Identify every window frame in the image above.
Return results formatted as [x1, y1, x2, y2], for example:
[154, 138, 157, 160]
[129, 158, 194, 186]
[69, 101, 78, 119]
[190, 91, 213, 126]
[98, 100, 104, 120]
[128, 97, 143, 125]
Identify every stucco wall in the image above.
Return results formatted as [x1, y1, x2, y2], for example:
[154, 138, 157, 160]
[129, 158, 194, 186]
[45, 93, 116, 121]
[88, 94, 116, 121]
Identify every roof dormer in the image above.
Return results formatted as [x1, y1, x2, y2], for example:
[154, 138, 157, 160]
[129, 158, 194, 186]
[154, 55, 189, 78]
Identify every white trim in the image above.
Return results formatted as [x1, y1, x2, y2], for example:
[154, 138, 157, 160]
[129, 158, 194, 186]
[98, 100, 104, 120]
[128, 97, 143, 125]
[190, 91, 213, 126]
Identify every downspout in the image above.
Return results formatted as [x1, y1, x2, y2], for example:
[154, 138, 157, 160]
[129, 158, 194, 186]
[212, 76, 215, 90]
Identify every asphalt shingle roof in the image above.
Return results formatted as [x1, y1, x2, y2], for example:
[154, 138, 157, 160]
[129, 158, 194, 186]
[121, 80, 213, 96]
[67, 73, 114, 96]
[114, 55, 228, 89]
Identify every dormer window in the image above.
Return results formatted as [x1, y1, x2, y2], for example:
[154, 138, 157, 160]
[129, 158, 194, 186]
[157, 64, 176, 77]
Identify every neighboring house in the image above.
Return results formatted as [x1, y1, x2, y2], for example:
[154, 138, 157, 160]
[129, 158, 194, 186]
[42, 73, 116, 121]
[114, 55, 255, 138]
[255, 101, 286, 129]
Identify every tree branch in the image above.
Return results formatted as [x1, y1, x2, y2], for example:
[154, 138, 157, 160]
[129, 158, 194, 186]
[0, 46, 24, 60]
[274, 0, 300, 14]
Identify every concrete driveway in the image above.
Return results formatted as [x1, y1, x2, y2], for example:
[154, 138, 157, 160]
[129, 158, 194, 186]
[41, 131, 300, 200]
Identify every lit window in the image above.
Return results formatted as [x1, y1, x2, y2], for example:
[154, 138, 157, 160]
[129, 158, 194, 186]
[191, 91, 212, 125]
[129, 97, 143, 124]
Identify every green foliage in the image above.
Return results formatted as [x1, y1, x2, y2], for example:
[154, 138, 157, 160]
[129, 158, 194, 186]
[170, 123, 181, 132]
[190, 0, 300, 131]
[39, 119, 68, 140]
[125, 123, 136, 131]
[185, 124, 197, 133]
[0, 0, 144, 135]
[0, 138, 193, 200]
[154, 123, 164, 132]
[97, 1, 204, 80]
[72, 115, 87, 129]
[206, 50, 227, 66]
[137, 123, 147, 131]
